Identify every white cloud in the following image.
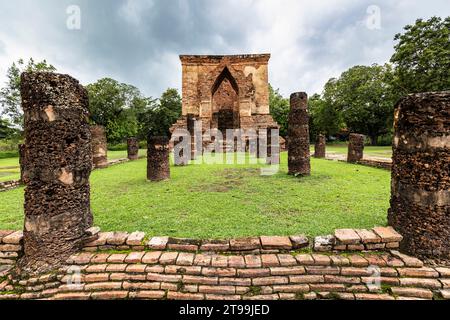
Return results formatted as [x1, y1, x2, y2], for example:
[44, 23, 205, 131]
[0, 0, 449, 99]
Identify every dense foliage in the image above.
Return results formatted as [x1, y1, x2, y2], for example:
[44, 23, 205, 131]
[0, 58, 56, 128]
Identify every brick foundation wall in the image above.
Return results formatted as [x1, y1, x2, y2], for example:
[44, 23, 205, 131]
[1, 228, 449, 300]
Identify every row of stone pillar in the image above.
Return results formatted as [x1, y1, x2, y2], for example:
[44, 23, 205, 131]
[17, 72, 449, 275]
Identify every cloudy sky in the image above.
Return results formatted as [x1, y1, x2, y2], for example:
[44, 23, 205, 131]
[0, 0, 449, 98]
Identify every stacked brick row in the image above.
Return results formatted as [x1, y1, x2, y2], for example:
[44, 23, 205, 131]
[0, 231, 23, 265]
[0, 180, 21, 192]
[82, 232, 309, 253]
[1, 249, 449, 300]
[314, 227, 403, 252]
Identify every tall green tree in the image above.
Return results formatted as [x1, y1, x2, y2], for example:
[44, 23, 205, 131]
[0, 58, 56, 128]
[329, 64, 396, 145]
[309, 86, 342, 139]
[86, 78, 153, 143]
[0, 118, 17, 139]
[391, 16, 450, 95]
[269, 85, 289, 137]
[138, 88, 181, 138]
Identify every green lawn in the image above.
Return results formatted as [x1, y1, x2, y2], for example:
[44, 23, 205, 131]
[0, 152, 390, 238]
[313, 144, 392, 158]
[0, 149, 147, 182]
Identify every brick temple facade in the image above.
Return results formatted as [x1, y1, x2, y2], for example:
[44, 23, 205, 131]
[170, 54, 279, 150]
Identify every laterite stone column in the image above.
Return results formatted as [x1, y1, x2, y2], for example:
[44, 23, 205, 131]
[347, 133, 364, 163]
[19, 72, 93, 274]
[388, 92, 450, 259]
[288, 92, 311, 176]
[127, 138, 139, 161]
[314, 134, 326, 158]
[147, 136, 170, 181]
[90, 125, 108, 168]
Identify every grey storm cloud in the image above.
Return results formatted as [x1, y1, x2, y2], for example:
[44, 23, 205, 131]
[0, 0, 449, 98]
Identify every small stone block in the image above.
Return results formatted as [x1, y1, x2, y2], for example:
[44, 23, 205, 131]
[260, 236, 292, 250]
[126, 232, 146, 246]
[335, 229, 361, 245]
[372, 227, 403, 243]
[230, 237, 261, 251]
[147, 237, 169, 250]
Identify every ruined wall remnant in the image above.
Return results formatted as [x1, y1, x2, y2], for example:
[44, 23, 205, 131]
[91, 125, 108, 168]
[388, 92, 450, 259]
[288, 92, 311, 176]
[347, 134, 364, 163]
[314, 135, 326, 158]
[170, 54, 279, 149]
[19, 72, 93, 274]
[147, 136, 170, 181]
[127, 138, 139, 161]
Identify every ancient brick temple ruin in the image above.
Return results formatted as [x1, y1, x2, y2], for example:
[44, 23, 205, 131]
[18, 72, 93, 274]
[388, 92, 450, 259]
[170, 54, 279, 152]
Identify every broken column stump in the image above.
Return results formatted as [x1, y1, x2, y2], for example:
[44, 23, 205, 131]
[388, 92, 450, 259]
[267, 127, 280, 165]
[347, 133, 364, 163]
[18, 72, 93, 274]
[90, 125, 108, 168]
[147, 136, 170, 181]
[314, 134, 326, 158]
[288, 92, 311, 176]
[127, 138, 139, 161]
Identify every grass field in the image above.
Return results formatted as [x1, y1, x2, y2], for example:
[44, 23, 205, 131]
[0, 152, 390, 238]
[311, 144, 392, 158]
[0, 150, 147, 182]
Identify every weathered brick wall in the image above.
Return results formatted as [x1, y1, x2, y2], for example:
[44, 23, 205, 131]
[19, 72, 94, 274]
[347, 134, 365, 163]
[1, 227, 449, 301]
[288, 92, 310, 176]
[147, 136, 170, 181]
[388, 92, 450, 259]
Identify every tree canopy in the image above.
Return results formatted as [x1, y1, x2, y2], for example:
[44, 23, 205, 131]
[0, 58, 56, 128]
[391, 16, 450, 95]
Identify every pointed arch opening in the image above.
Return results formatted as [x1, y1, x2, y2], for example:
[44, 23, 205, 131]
[211, 67, 240, 132]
